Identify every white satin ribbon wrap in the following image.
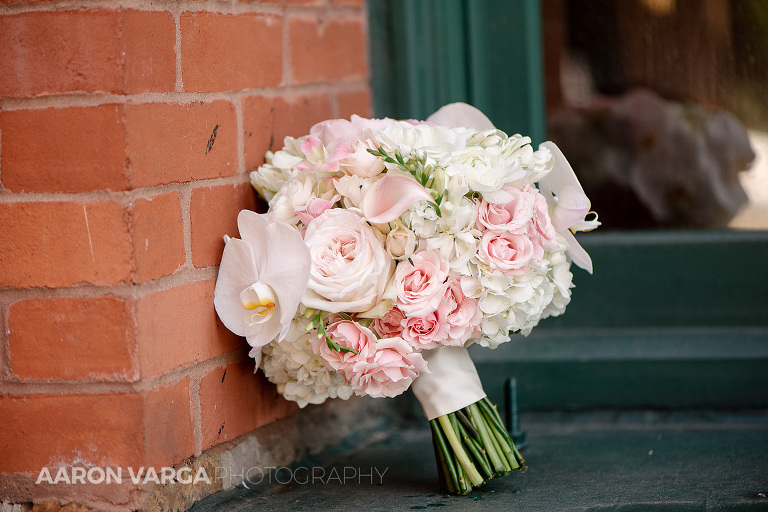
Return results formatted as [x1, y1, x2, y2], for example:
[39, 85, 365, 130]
[411, 346, 486, 420]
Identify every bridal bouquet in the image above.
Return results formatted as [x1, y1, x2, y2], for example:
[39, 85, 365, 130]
[214, 103, 598, 494]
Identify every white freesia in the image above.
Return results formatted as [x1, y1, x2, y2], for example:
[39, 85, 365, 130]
[214, 210, 311, 364]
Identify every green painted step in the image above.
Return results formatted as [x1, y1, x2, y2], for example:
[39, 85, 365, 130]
[471, 327, 768, 410]
[546, 230, 768, 329]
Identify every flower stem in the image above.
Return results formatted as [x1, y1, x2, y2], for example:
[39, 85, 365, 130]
[468, 403, 507, 474]
[437, 415, 485, 487]
[456, 417, 493, 480]
[430, 419, 459, 492]
[478, 398, 526, 469]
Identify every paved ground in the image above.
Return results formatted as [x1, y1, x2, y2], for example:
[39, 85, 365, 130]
[190, 411, 768, 512]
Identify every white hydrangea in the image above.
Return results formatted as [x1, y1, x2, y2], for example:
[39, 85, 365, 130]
[260, 318, 353, 408]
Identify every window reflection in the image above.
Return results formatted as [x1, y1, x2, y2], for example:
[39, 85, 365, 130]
[543, 0, 768, 230]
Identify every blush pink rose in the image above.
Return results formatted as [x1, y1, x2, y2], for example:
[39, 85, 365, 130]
[400, 309, 449, 350]
[348, 337, 428, 398]
[393, 250, 449, 317]
[340, 143, 387, 178]
[476, 187, 536, 233]
[303, 208, 394, 314]
[373, 306, 406, 338]
[439, 276, 482, 345]
[478, 231, 535, 276]
[310, 319, 376, 379]
[294, 195, 340, 225]
[528, 187, 557, 259]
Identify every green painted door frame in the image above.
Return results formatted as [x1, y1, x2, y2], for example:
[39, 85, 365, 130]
[368, 0, 547, 144]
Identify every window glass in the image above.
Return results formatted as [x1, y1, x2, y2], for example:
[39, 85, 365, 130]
[545, 0, 768, 230]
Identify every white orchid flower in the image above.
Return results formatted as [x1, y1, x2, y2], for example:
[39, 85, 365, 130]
[214, 210, 311, 365]
[538, 141, 600, 274]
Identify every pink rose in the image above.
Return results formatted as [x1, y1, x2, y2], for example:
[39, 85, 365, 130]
[348, 337, 428, 398]
[310, 115, 395, 145]
[294, 195, 340, 225]
[340, 143, 386, 178]
[529, 188, 557, 259]
[393, 250, 449, 317]
[400, 309, 449, 350]
[478, 231, 535, 276]
[439, 276, 482, 345]
[311, 319, 375, 379]
[476, 187, 536, 233]
[373, 306, 406, 338]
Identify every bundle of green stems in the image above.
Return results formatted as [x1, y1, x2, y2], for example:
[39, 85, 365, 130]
[429, 397, 526, 495]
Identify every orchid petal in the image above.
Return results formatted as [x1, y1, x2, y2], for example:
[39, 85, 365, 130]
[213, 238, 260, 337]
[245, 314, 282, 350]
[538, 141, 586, 197]
[426, 102, 496, 130]
[236, 210, 271, 276]
[362, 175, 434, 224]
[561, 229, 594, 274]
[257, 221, 311, 326]
[550, 184, 592, 231]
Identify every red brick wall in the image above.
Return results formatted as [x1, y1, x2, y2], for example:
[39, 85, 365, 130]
[0, 0, 370, 508]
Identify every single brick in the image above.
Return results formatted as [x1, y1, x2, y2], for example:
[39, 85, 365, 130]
[121, 9, 177, 94]
[0, 10, 121, 97]
[132, 193, 186, 282]
[242, 93, 333, 171]
[0, 393, 144, 473]
[199, 359, 296, 450]
[125, 101, 238, 188]
[0, 105, 129, 194]
[0, 10, 175, 97]
[338, 88, 373, 119]
[288, 16, 367, 84]
[144, 378, 195, 467]
[0, 201, 133, 288]
[180, 12, 283, 92]
[136, 280, 242, 378]
[8, 296, 137, 382]
[190, 183, 258, 269]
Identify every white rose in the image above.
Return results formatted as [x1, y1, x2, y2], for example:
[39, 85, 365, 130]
[303, 208, 395, 314]
[444, 145, 527, 195]
[267, 176, 314, 225]
[334, 175, 373, 209]
[385, 220, 417, 260]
